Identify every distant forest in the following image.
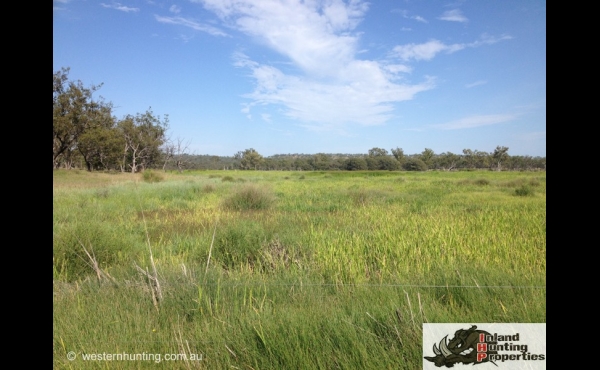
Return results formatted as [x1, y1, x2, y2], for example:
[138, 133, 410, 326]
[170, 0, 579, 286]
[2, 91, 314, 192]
[54, 67, 545, 173]
[164, 148, 545, 172]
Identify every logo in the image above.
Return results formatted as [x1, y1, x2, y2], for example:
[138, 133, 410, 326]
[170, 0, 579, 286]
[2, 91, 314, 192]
[425, 325, 495, 367]
[423, 323, 546, 369]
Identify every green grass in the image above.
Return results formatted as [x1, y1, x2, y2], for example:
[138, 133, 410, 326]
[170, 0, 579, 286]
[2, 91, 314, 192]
[142, 170, 165, 183]
[222, 183, 276, 211]
[53, 169, 546, 369]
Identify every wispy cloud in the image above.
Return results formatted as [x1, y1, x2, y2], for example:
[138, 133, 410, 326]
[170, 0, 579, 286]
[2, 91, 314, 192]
[438, 9, 468, 23]
[468, 33, 513, 47]
[176, 34, 195, 43]
[465, 80, 487, 88]
[384, 64, 413, 74]
[194, 0, 433, 128]
[53, 0, 70, 11]
[155, 15, 228, 37]
[392, 9, 428, 23]
[261, 113, 272, 123]
[100, 2, 140, 12]
[392, 40, 458, 61]
[169, 5, 181, 14]
[433, 114, 516, 130]
[234, 52, 434, 127]
[392, 34, 511, 61]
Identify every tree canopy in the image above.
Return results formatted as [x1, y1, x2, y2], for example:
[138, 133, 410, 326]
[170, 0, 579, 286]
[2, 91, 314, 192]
[53, 68, 170, 172]
[235, 148, 264, 170]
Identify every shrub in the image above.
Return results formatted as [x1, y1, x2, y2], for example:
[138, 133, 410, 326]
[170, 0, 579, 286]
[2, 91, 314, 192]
[344, 157, 368, 171]
[222, 184, 276, 211]
[214, 220, 269, 269]
[142, 170, 164, 183]
[203, 184, 216, 193]
[515, 185, 535, 197]
[403, 158, 428, 171]
[473, 178, 490, 186]
[221, 176, 235, 182]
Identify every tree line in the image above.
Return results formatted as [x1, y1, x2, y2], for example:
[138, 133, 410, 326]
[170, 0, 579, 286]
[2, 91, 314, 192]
[148, 149, 544, 172]
[53, 68, 545, 173]
[229, 147, 545, 172]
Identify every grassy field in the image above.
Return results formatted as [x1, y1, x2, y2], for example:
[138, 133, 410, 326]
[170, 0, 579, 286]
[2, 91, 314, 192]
[53, 169, 546, 369]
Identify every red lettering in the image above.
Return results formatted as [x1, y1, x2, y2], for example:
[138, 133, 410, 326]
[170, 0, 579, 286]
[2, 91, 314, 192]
[477, 353, 487, 362]
[479, 333, 485, 342]
[477, 343, 487, 352]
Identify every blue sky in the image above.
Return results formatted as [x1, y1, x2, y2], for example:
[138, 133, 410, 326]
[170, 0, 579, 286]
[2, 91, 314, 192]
[53, 0, 546, 157]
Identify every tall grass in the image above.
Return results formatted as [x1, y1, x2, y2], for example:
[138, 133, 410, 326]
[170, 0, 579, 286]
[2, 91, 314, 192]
[142, 170, 165, 183]
[53, 169, 545, 369]
[222, 184, 276, 211]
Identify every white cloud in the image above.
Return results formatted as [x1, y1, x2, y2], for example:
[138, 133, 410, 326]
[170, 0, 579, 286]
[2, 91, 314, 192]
[235, 53, 435, 127]
[468, 33, 513, 47]
[100, 2, 140, 12]
[392, 34, 511, 61]
[155, 15, 228, 36]
[433, 114, 516, 130]
[195, 0, 434, 128]
[438, 9, 468, 23]
[392, 9, 427, 23]
[198, 0, 367, 77]
[384, 64, 413, 74]
[465, 80, 487, 88]
[392, 40, 456, 61]
[169, 5, 181, 14]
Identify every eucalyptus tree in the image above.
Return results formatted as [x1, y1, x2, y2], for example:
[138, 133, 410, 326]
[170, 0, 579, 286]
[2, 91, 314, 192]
[492, 146, 509, 171]
[462, 149, 475, 169]
[118, 109, 168, 173]
[235, 148, 264, 170]
[436, 152, 460, 171]
[366, 147, 398, 170]
[419, 148, 435, 168]
[53, 67, 108, 169]
[391, 147, 405, 166]
[368, 147, 389, 157]
[344, 157, 368, 170]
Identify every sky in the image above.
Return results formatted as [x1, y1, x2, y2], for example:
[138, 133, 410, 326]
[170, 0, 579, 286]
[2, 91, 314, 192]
[53, 0, 546, 157]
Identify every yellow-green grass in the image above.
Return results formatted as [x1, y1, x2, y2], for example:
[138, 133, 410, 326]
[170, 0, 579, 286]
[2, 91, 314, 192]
[53, 169, 545, 369]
